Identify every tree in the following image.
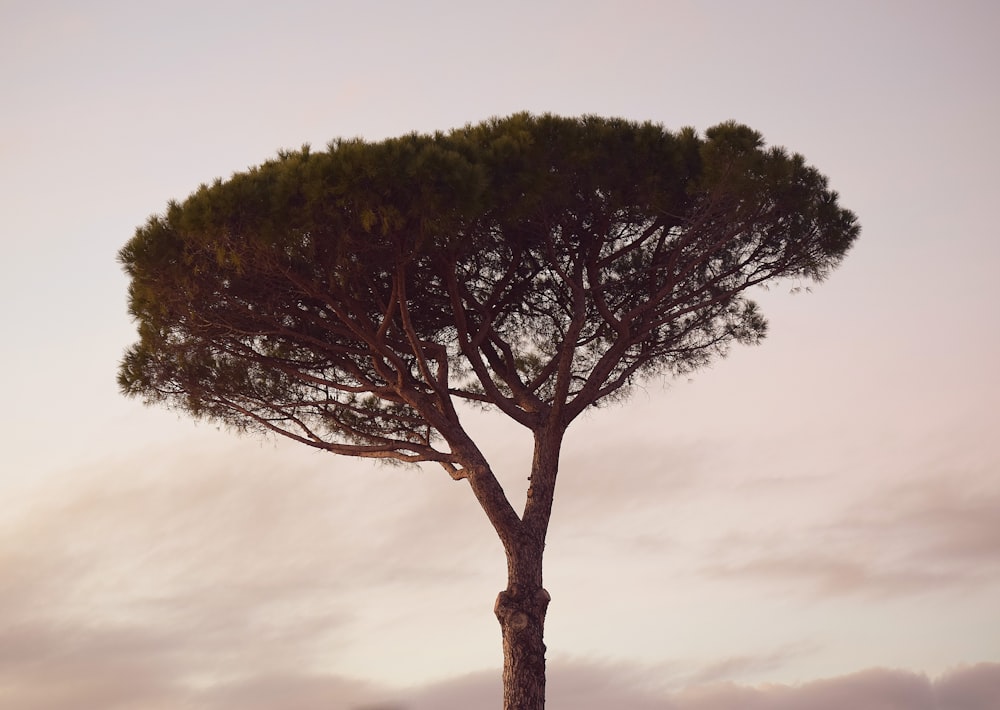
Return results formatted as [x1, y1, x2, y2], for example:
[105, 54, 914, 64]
[118, 113, 859, 710]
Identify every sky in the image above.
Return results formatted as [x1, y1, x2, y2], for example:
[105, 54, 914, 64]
[2, 0, 999, 708]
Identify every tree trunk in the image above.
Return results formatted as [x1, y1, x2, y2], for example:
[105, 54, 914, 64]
[495, 425, 563, 710]
[495, 574, 550, 710]
[463, 424, 563, 709]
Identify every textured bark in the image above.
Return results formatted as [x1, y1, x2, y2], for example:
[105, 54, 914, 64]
[461, 452, 551, 709]
[496, 583, 550, 710]
[490, 427, 563, 710]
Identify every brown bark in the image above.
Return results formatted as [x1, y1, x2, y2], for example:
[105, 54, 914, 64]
[496, 582, 550, 710]
[454, 404, 566, 710]
[491, 426, 563, 710]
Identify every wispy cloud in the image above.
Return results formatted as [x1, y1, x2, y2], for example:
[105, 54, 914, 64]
[700, 462, 1000, 599]
[679, 642, 821, 688]
[672, 664, 1000, 710]
[0, 438, 506, 698]
[3, 418, 997, 708]
[399, 662, 1000, 710]
[5, 454, 997, 710]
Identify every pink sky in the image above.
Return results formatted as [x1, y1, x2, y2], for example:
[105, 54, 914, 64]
[2, 1, 998, 707]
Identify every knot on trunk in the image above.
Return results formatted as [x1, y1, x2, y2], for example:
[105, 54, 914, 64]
[495, 584, 550, 707]
[494, 585, 551, 631]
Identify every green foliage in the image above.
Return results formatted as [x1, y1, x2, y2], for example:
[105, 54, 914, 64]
[119, 113, 858, 463]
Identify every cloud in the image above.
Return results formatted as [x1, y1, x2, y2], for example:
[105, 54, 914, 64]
[3, 429, 997, 709]
[672, 667, 937, 710]
[679, 643, 820, 688]
[699, 462, 1000, 599]
[934, 663, 1000, 710]
[671, 665, 1000, 710]
[399, 663, 1000, 710]
[217, 662, 1000, 710]
[200, 672, 386, 710]
[5, 571, 997, 710]
[0, 437, 506, 705]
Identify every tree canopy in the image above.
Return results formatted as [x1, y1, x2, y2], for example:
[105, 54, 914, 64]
[119, 113, 858, 475]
